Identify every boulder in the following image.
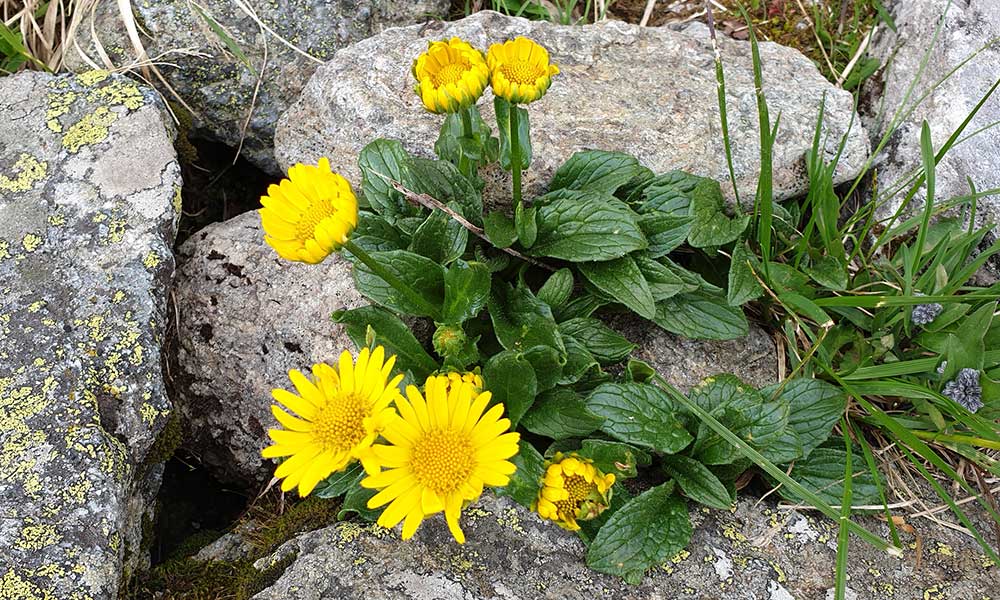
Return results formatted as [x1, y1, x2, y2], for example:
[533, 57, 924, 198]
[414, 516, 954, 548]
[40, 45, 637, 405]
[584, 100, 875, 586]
[173, 211, 366, 486]
[275, 11, 869, 204]
[66, 0, 450, 173]
[249, 493, 998, 599]
[172, 211, 776, 486]
[865, 1, 1000, 238]
[0, 70, 181, 600]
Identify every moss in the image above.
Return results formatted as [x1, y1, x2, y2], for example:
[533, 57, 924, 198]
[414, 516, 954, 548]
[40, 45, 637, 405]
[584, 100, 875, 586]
[168, 101, 199, 165]
[127, 493, 340, 598]
[144, 409, 182, 466]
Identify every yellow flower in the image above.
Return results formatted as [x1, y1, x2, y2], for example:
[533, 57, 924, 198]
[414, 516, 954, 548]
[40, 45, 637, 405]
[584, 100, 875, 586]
[262, 346, 403, 497]
[486, 37, 560, 105]
[532, 452, 615, 531]
[361, 374, 520, 543]
[412, 37, 490, 114]
[446, 370, 483, 393]
[259, 157, 358, 264]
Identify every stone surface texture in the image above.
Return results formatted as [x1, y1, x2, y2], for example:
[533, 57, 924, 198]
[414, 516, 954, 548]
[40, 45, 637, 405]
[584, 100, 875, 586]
[0, 71, 181, 600]
[250, 493, 997, 600]
[865, 0, 1000, 229]
[173, 211, 366, 486]
[275, 11, 869, 204]
[172, 211, 777, 486]
[66, 0, 450, 173]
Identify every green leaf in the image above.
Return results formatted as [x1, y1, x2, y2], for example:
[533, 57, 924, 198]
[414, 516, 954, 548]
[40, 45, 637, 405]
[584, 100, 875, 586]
[559, 335, 600, 385]
[805, 255, 848, 290]
[662, 455, 733, 509]
[521, 388, 604, 439]
[358, 139, 419, 224]
[314, 463, 364, 499]
[494, 96, 532, 170]
[558, 317, 635, 364]
[634, 255, 686, 302]
[352, 250, 445, 318]
[776, 446, 881, 507]
[338, 483, 380, 522]
[554, 292, 607, 322]
[407, 158, 483, 227]
[488, 282, 564, 353]
[530, 191, 647, 262]
[652, 290, 749, 340]
[484, 211, 517, 248]
[579, 439, 651, 480]
[537, 268, 574, 309]
[351, 211, 407, 253]
[494, 442, 545, 508]
[578, 256, 656, 320]
[409, 206, 468, 265]
[484, 350, 538, 426]
[332, 306, 438, 379]
[689, 374, 789, 465]
[780, 292, 834, 328]
[633, 171, 704, 212]
[638, 213, 692, 257]
[586, 483, 691, 582]
[578, 483, 633, 547]
[549, 150, 646, 194]
[687, 178, 750, 248]
[522, 344, 566, 392]
[762, 378, 846, 462]
[586, 383, 693, 454]
[442, 260, 491, 324]
[727, 241, 764, 306]
[515, 202, 538, 248]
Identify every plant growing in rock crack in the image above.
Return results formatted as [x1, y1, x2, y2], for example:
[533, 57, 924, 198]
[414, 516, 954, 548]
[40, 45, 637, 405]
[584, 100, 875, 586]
[256, 20, 999, 587]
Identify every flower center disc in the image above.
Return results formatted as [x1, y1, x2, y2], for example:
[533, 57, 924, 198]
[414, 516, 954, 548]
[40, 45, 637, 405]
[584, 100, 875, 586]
[312, 391, 370, 453]
[432, 62, 470, 87]
[500, 60, 543, 86]
[410, 428, 475, 495]
[295, 199, 337, 241]
[554, 474, 593, 515]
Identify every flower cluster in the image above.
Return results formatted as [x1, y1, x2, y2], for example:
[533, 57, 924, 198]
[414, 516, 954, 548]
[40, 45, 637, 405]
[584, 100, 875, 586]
[263, 352, 519, 543]
[942, 368, 983, 413]
[911, 302, 943, 326]
[412, 36, 559, 112]
[533, 452, 615, 530]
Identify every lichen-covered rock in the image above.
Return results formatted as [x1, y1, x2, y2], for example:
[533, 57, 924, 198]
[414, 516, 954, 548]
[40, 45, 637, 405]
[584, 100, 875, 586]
[172, 211, 776, 486]
[66, 0, 450, 173]
[0, 70, 181, 600]
[250, 493, 997, 599]
[275, 11, 869, 204]
[173, 211, 366, 486]
[865, 1, 1000, 243]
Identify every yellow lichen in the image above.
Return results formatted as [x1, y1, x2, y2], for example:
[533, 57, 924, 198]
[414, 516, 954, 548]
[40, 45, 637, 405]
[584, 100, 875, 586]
[0, 154, 48, 193]
[88, 79, 144, 110]
[15, 523, 61, 551]
[77, 70, 110, 86]
[27, 301, 46, 313]
[46, 90, 78, 133]
[62, 106, 118, 153]
[47, 213, 66, 227]
[142, 251, 160, 268]
[105, 217, 126, 244]
[0, 241, 9, 260]
[139, 402, 158, 426]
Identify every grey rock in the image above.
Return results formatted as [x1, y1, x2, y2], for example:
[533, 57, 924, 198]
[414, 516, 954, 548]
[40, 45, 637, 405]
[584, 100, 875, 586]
[611, 313, 777, 392]
[250, 493, 998, 599]
[275, 11, 869, 204]
[66, 0, 450, 173]
[172, 212, 776, 486]
[193, 519, 262, 563]
[865, 1, 1000, 234]
[0, 70, 180, 600]
[173, 211, 366, 486]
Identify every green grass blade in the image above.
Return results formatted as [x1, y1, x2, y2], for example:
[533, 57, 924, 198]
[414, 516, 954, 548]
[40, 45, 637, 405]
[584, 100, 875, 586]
[739, 6, 773, 274]
[852, 420, 902, 548]
[834, 420, 853, 600]
[191, 1, 257, 77]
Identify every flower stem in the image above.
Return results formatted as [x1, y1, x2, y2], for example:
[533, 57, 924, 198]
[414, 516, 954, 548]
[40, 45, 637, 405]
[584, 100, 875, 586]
[509, 105, 523, 210]
[458, 108, 476, 179]
[342, 240, 441, 320]
[910, 429, 1000, 451]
